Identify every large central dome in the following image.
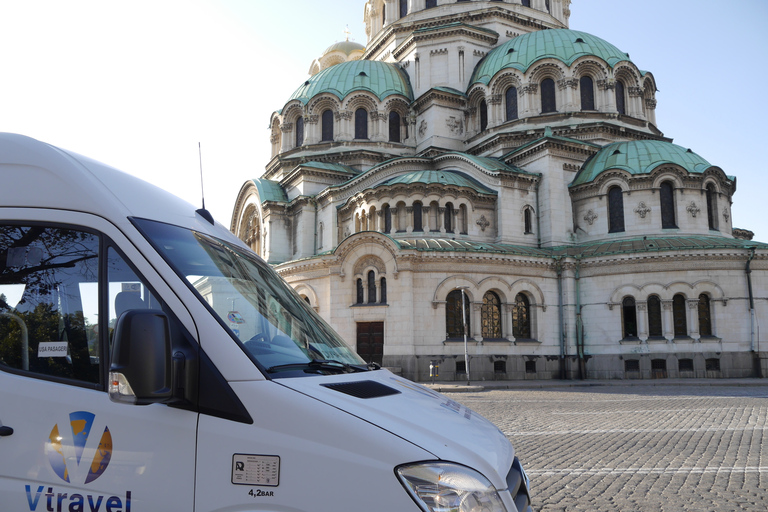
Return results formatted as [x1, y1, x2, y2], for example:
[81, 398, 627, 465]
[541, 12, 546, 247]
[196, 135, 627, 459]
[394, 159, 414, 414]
[471, 29, 633, 86]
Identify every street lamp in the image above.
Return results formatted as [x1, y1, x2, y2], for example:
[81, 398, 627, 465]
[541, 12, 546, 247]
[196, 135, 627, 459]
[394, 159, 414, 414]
[458, 286, 470, 385]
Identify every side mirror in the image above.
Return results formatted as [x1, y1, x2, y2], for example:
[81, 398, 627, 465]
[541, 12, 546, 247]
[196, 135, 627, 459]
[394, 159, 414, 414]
[109, 310, 172, 405]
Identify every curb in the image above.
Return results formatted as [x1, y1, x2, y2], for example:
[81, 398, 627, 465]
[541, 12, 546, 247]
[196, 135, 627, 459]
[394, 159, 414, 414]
[423, 378, 768, 393]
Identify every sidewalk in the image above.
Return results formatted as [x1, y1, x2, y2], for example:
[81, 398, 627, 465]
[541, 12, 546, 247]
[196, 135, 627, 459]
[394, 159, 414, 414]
[422, 377, 768, 393]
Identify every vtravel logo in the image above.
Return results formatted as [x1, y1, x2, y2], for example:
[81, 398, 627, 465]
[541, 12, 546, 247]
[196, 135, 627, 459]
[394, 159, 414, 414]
[46, 411, 112, 484]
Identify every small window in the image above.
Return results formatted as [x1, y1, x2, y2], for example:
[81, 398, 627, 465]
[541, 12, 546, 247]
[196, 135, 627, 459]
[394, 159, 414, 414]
[541, 78, 556, 113]
[399, 0, 407, 18]
[383, 204, 392, 234]
[446, 289, 470, 339]
[622, 296, 637, 338]
[481, 291, 502, 339]
[321, 110, 334, 142]
[456, 361, 466, 374]
[444, 203, 454, 233]
[506, 86, 518, 121]
[389, 111, 401, 143]
[525, 360, 536, 374]
[705, 358, 720, 372]
[524, 207, 533, 234]
[413, 201, 423, 232]
[367, 271, 376, 304]
[426, 0, 437, 7]
[295, 116, 304, 147]
[380, 278, 387, 304]
[608, 186, 625, 233]
[615, 80, 626, 115]
[479, 100, 488, 131]
[651, 358, 667, 378]
[698, 294, 712, 337]
[494, 360, 506, 374]
[706, 183, 718, 231]
[580, 76, 595, 111]
[660, 181, 677, 229]
[624, 359, 640, 372]
[355, 108, 368, 140]
[673, 294, 687, 337]
[356, 278, 364, 304]
[678, 358, 694, 372]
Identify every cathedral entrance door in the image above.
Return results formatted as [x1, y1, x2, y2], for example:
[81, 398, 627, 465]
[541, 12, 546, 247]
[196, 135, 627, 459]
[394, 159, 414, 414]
[356, 322, 384, 366]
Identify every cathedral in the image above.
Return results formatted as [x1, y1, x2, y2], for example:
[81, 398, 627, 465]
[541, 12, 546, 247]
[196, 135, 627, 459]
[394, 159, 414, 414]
[230, 0, 767, 381]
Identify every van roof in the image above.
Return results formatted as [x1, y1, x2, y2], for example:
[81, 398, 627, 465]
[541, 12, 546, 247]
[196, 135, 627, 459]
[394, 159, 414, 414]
[0, 133, 223, 234]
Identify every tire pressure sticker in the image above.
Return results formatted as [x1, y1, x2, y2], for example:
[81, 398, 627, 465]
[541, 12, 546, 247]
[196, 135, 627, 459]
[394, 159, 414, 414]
[232, 454, 280, 486]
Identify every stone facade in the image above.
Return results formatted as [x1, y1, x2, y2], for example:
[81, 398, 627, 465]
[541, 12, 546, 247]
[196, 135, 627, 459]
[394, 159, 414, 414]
[231, 0, 767, 382]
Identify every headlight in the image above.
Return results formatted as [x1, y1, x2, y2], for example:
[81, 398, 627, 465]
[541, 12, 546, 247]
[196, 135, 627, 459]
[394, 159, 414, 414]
[396, 462, 508, 512]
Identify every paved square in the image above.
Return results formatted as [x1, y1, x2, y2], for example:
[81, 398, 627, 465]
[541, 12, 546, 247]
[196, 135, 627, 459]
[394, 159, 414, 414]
[447, 384, 768, 511]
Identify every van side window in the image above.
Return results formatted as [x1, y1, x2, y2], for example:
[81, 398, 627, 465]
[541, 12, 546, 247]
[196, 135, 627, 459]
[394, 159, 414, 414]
[0, 225, 101, 385]
[107, 246, 158, 348]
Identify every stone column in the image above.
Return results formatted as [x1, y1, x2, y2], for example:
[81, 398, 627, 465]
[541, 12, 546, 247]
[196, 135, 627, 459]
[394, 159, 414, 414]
[636, 301, 648, 341]
[662, 300, 674, 341]
[687, 299, 701, 340]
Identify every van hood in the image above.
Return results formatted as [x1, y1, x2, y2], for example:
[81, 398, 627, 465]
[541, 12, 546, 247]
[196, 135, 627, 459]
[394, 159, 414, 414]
[275, 370, 513, 489]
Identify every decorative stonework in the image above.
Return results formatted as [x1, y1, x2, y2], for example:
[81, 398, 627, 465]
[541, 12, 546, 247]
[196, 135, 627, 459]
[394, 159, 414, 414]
[634, 202, 651, 219]
[686, 201, 701, 218]
[722, 208, 730, 222]
[418, 120, 427, 137]
[476, 215, 490, 231]
[583, 209, 597, 225]
[446, 116, 464, 135]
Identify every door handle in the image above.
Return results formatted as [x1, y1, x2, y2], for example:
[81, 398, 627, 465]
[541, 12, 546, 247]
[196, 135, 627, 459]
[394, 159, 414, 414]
[0, 426, 13, 436]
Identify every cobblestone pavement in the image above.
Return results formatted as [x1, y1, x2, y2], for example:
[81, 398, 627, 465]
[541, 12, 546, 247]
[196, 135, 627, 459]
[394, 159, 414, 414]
[445, 384, 768, 512]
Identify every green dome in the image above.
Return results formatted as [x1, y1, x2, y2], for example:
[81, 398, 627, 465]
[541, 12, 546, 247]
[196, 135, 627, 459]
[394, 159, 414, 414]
[471, 29, 632, 86]
[571, 140, 715, 186]
[323, 40, 365, 56]
[288, 60, 413, 104]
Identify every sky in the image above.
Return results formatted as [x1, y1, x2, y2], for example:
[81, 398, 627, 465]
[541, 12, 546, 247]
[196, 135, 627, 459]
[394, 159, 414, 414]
[1, 0, 766, 241]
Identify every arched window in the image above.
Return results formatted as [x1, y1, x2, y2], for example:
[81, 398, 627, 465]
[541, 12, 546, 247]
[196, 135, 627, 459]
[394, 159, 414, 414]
[355, 108, 368, 139]
[295, 116, 304, 147]
[458, 204, 468, 234]
[673, 293, 687, 338]
[698, 294, 712, 337]
[580, 76, 595, 111]
[545, 0, 550, 12]
[622, 296, 637, 339]
[367, 270, 377, 304]
[541, 78, 556, 113]
[399, 0, 407, 18]
[444, 203, 454, 233]
[706, 183, 718, 231]
[446, 290, 470, 339]
[481, 291, 502, 339]
[615, 80, 626, 115]
[356, 278, 364, 304]
[524, 207, 533, 234]
[413, 201, 423, 232]
[647, 295, 663, 338]
[608, 186, 625, 233]
[479, 100, 488, 131]
[380, 278, 387, 304]
[389, 111, 401, 142]
[512, 293, 531, 339]
[383, 204, 392, 233]
[505, 86, 518, 121]
[660, 181, 677, 229]
[321, 109, 334, 141]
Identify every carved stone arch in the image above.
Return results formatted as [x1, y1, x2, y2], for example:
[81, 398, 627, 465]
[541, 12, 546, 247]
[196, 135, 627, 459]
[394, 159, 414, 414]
[637, 282, 668, 299]
[432, 276, 479, 305]
[690, 280, 726, 302]
[467, 84, 488, 107]
[344, 93, 379, 113]
[613, 64, 640, 88]
[596, 172, 631, 196]
[609, 283, 643, 305]
[490, 70, 523, 96]
[477, 277, 511, 303]
[572, 58, 609, 81]
[528, 61, 566, 83]
[642, 75, 657, 98]
[282, 101, 305, 124]
[334, 231, 400, 280]
[293, 283, 319, 310]
[650, 166, 687, 189]
[384, 97, 409, 116]
[663, 280, 695, 298]
[307, 95, 342, 116]
[353, 254, 387, 277]
[508, 278, 546, 309]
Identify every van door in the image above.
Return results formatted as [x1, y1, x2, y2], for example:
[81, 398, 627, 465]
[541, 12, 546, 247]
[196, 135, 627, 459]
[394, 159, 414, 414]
[0, 222, 197, 511]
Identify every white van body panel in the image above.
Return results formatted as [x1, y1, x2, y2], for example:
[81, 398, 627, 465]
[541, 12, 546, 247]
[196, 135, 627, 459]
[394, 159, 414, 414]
[0, 133, 530, 512]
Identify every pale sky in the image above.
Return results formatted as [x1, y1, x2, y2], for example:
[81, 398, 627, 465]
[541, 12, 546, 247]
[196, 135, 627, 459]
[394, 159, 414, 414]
[1, 0, 766, 242]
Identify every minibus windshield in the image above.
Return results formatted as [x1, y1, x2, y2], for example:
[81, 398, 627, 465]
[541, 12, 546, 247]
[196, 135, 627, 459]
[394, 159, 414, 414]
[133, 219, 366, 376]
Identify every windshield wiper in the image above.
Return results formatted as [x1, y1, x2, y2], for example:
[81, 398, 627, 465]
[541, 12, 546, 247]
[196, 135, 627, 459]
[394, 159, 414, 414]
[267, 359, 366, 374]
